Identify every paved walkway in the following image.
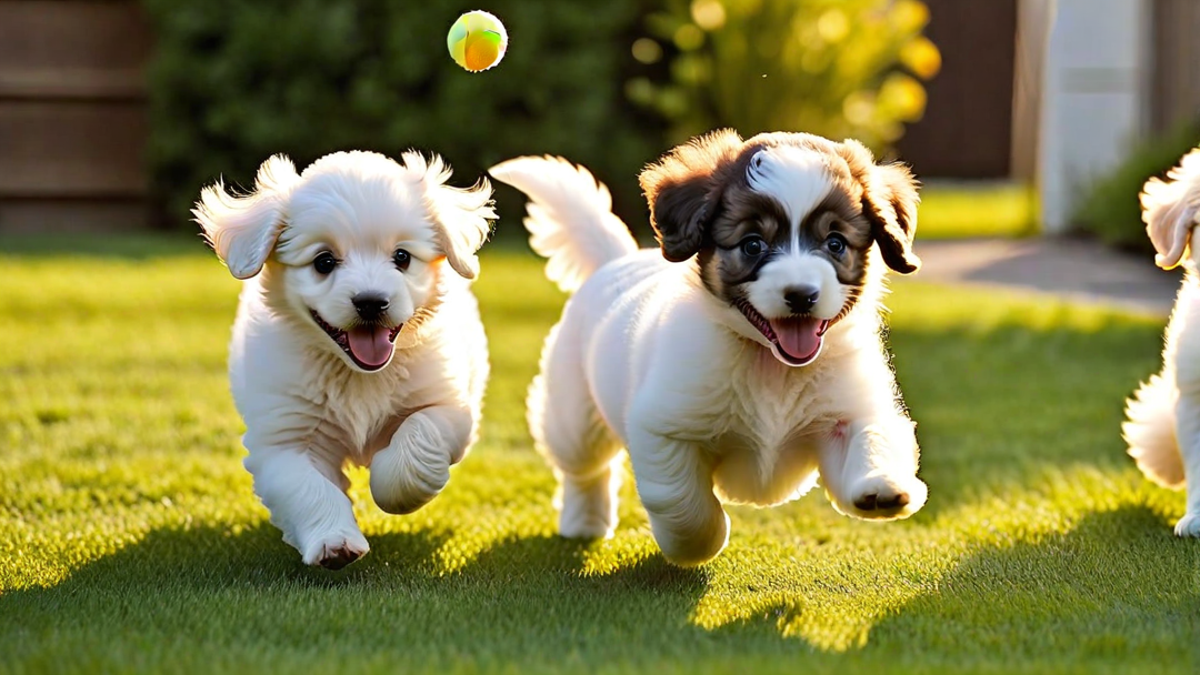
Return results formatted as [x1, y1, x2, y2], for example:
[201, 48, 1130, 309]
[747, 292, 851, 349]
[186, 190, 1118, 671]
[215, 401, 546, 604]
[912, 237, 1183, 316]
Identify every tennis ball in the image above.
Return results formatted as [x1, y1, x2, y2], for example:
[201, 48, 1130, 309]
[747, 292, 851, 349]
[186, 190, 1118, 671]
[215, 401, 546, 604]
[448, 10, 507, 73]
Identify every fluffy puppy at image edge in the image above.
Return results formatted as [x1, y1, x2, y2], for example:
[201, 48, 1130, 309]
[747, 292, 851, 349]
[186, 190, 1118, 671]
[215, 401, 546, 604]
[490, 129, 928, 566]
[195, 150, 494, 568]
[1122, 147, 1200, 537]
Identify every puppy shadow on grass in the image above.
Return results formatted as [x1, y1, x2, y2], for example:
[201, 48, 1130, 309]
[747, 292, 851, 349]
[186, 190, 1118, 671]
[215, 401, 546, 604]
[3, 522, 452, 594]
[871, 506, 1200, 661]
[0, 521, 742, 666]
[741, 505, 1200, 660]
[4, 507, 1195, 667]
[367, 527, 713, 605]
[886, 319, 1164, 520]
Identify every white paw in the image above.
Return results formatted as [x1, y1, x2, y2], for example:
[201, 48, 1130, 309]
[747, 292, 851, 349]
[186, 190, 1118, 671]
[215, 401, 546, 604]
[369, 448, 450, 515]
[1174, 512, 1200, 537]
[652, 510, 731, 567]
[556, 474, 618, 539]
[558, 514, 615, 540]
[843, 473, 927, 521]
[299, 529, 370, 570]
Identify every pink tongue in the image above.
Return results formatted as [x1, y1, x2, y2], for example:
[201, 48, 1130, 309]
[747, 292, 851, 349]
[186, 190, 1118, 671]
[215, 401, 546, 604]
[769, 317, 823, 360]
[347, 325, 395, 368]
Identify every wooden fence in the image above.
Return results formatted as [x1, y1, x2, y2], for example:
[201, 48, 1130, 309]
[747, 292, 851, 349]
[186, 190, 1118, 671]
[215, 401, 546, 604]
[896, 0, 1019, 179]
[1151, 0, 1200, 134]
[0, 0, 151, 233]
[1, 0, 1197, 233]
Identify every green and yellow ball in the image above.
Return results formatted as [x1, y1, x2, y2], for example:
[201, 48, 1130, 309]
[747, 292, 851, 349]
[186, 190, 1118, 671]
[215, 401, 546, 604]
[447, 10, 507, 73]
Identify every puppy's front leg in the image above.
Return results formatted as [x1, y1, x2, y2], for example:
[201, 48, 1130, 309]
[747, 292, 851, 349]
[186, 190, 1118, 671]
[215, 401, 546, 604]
[370, 405, 474, 515]
[626, 426, 729, 566]
[1172, 398, 1200, 536]
[244, 448, 368, 569]
[819, 416, 927, 520]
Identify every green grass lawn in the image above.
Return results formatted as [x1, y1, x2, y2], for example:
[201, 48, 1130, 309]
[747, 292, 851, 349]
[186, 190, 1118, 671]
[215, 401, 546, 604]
[916, 182, 1039, 239]
[0, 236, 1195, 674]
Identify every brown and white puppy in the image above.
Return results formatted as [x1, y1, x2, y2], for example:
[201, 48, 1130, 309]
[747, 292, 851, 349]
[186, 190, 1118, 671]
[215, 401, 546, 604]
[490, 129, 927, 566]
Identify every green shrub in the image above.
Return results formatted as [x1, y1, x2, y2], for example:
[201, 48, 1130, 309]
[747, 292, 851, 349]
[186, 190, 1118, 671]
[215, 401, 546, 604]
[1073, 120, 1200, 253]
[141, 0, 663, 235]
[625, 0, 939, 150]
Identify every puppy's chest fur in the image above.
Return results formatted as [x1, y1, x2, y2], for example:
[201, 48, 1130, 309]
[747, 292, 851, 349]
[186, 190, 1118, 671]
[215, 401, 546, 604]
[301, 345, 434, 464]
[702, 343, 847, 505]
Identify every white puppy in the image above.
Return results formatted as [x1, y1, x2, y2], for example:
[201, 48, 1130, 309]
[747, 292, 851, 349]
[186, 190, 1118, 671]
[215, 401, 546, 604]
[195, 150, 493, 568]
[490, 129, 928, 566]
[1123, 147, 1200, 537]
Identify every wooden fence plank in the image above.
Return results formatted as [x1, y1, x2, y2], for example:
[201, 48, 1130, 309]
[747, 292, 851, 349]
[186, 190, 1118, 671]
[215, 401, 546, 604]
[0, 1, 151, 230]
[0, 101, 147, 197]
[1151, 0, 1200, 133]
[896, 0, 1019, 178]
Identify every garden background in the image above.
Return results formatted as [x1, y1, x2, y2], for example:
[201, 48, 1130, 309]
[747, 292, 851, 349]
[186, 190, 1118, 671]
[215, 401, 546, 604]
[1, 1, 1198, 673]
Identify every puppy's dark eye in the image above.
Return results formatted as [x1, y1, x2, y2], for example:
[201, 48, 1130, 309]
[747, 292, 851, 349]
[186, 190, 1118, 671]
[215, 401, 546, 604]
[739, 236, 767, 258]
[825, 233, 848, 256]
[393, 248, 411, 271]
[313, 252, 338, 275]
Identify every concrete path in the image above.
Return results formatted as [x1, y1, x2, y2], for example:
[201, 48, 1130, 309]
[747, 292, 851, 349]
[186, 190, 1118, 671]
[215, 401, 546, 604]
[911, 237, 1182, 316]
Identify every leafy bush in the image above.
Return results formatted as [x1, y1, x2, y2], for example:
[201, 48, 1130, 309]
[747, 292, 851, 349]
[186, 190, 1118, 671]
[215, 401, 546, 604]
[142, 0, 663, 234]
[625, 0, 940, 149]
[1073, 120, 1200, 253]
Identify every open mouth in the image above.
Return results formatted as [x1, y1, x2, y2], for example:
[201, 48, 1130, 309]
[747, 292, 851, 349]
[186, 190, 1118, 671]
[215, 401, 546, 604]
[310, 310, 403, 372]
[734, 299, 829, 367]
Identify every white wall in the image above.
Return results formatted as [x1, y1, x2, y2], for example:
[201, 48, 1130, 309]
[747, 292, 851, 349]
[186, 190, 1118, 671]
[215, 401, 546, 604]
[1038, 0, 1150, 233]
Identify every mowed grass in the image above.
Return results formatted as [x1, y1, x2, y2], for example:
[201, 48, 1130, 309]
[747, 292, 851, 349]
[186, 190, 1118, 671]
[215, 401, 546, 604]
[916, 182, 1039, 239]
[1, 235, 1196, 674]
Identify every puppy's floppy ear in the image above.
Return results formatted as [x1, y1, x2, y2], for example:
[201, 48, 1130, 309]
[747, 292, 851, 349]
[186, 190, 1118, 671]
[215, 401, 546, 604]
[193, 155, 300, 280]
[1142, 147, 1200, 270]
[838, 140, 921, 274]
[406, 151, 495, 280]
[640, 128, 743, 262]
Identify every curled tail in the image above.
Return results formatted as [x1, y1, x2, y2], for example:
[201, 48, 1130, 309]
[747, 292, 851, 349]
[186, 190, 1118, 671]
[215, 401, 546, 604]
[1122, 372, 1186, 489]
[489, 156, 638, 293]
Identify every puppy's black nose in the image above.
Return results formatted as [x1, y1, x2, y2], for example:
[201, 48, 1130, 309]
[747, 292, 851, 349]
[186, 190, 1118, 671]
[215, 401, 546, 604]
[352, 294, 389, 321]
[784, 286, 819, 314]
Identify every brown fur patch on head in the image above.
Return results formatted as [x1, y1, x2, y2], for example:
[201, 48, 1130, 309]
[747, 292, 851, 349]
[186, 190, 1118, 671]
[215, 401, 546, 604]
[803, 189, 873, 320]
[639, 129, 745, 262]
[696, 136, 875, 319]
[835, 140, 921, 274]
[657, 131, 920, 330]
[701, 181, 789, 291]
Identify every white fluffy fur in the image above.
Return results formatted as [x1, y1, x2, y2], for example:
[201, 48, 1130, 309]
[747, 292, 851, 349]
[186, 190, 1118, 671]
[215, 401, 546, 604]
[489, 156, 637, 293]
[1123, 147, 1200, 537]
[195, 150, 494, 567]
[742, 146, 845, 344]
[1142, 148, 1200, 270]
[491, 155, 926, 566]
[745, 145, 832, 233]
[746, 251, 845, 323]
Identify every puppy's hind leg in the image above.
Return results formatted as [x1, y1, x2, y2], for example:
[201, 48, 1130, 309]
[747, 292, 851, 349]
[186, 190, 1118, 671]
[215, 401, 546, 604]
[245, 448, 368, 569]
[529, 325, 623, 540]
[624, 424, 729, 567]
[1172, 397, 1200, 537]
